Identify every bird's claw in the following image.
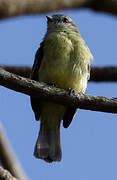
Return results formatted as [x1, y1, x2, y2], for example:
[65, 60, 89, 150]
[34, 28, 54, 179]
[47, 82, 56, 87]
[68, 88, 75, 95]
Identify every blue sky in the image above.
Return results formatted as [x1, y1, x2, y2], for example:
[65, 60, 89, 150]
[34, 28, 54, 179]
[1, 9, 117, 180]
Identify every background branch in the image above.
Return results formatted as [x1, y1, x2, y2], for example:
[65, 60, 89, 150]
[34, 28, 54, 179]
[90, 66, 117, 82]
[0, 0, 117, 19]
[0, 67, 117, 114]
[0, 123, 28, 180]
[0, 65, 31, 78]
[0, 166, 18, 180]
[1, 65, 117, 82]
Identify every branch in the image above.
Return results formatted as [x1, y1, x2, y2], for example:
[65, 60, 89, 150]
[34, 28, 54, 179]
[0, 67, 117, 114]
[1, 65, 117, 82]
[0, 166, 18, 180]
[0, 65, 31, 78]
[0, 0, 117, 19]
[90, 66, 117, 82]
[0, 124, 28, 180]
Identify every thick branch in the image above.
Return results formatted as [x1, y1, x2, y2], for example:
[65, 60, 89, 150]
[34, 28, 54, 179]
[0, 67, 117, 114]
[0, 0, 117, 19]
[0, 166, 18, 180]
[0, 124, 28, 180]
[1, 65, 117, 82]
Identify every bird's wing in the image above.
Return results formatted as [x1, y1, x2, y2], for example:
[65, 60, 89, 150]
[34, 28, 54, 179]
[30, 42, 44, 120]
[63, 107, 77, 128]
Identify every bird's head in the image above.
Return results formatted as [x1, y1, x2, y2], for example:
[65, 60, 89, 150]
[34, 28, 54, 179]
[46, 14, 79, 33]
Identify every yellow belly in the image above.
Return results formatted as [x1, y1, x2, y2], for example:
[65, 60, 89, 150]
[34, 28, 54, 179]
[38, 31, 89, 93]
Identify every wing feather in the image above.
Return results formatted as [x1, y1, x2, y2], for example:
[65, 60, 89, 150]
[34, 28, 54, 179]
[30, 42, 44, 120]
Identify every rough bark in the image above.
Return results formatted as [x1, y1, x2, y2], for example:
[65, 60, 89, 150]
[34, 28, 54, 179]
[0, 67, 117, 114]
[0, 166, 18, 180]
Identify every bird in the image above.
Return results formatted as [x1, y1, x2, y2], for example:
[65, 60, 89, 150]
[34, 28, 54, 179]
[30, 14, 93, 163]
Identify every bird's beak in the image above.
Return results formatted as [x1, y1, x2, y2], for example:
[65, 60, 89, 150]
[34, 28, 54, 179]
[46, 16, 53, 22]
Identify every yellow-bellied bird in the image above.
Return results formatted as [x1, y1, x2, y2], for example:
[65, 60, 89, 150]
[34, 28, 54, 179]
[30, 14, 93, 163]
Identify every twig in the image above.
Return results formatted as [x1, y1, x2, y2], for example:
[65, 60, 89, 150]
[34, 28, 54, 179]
[0, 67, 117, 114]
[0, 123, 28, 180]
[1, 65, 117, 82]
[0, 0, 117, 19]
[0, 166, 18, 180]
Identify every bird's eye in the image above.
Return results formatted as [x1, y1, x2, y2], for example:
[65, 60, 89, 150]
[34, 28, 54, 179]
[63, 17, 69, 23]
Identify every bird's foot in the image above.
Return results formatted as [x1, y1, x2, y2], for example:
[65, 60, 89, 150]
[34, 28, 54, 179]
[47, 82, 56, 87]
[67, 88, 75, 95]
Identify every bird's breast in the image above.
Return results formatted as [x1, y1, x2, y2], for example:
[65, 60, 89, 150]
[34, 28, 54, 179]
[38, 32, 89, 92]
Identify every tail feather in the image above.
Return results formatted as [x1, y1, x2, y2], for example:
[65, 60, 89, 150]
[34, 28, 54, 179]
[34, 123, 62, 162]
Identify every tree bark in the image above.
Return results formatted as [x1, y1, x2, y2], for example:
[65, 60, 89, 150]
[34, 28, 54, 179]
[0, 0, 117, 19]
[0, 67, 117, 114]
[0, 166, 18, 180]
[0, 124, 28, 180]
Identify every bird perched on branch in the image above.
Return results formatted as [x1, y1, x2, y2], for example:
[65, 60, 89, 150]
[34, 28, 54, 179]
[30, 14, 93, 162]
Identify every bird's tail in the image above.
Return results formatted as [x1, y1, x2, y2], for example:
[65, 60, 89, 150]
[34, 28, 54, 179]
[34, 122, 61, 162]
